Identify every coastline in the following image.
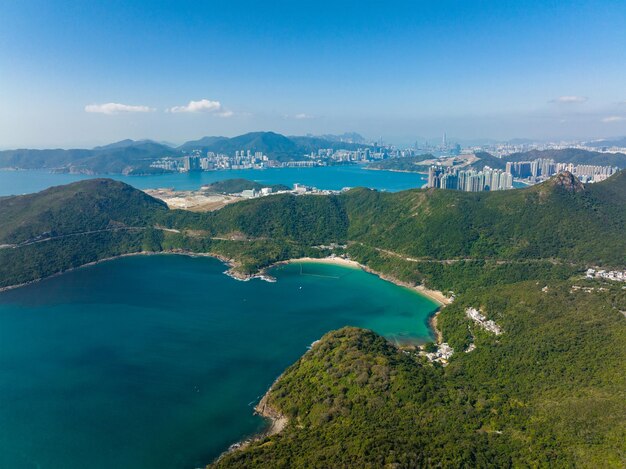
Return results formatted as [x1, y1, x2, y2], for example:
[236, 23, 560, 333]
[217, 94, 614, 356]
[0, 253, 450, 334]
[364, 166, 428, 175]
[279, 255, 362, 270]
[213, 257, 450, 462]
[1, 250, 449, 464]
[429, 309, 444, 344]
[216, 374, 290, 462]
[0, 249, 254, 294]
[0, 252, 450, 322]
[0, 251, 159, 293]
[281, 256, 450, 306]
[280, 256, 449, 345]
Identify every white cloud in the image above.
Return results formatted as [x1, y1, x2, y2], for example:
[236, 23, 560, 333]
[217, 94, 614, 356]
[84, 103, 155, 114]
[294, 113, 315, 119]
[168, 99, 232, 116]
[550, 96, 588, 104]
[601, 116, 625, 123]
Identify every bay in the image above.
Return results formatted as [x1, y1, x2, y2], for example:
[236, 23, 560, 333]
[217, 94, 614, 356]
[0, 165, 428, 196]
[0, 255, 438, 468]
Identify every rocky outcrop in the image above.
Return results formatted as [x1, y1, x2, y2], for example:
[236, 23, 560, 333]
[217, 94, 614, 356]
[551, 171, 585, 193]
[255, 392, 288, 437]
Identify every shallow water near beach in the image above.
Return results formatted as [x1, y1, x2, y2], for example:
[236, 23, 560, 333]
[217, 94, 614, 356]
[0, 254, 437, 468]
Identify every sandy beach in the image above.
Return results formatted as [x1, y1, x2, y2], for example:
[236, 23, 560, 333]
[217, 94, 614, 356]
[285, 256, 363, 269]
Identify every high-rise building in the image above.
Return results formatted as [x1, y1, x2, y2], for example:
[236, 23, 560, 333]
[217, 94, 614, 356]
[427, 165, 512, 192]
[183, 156, 201, 172]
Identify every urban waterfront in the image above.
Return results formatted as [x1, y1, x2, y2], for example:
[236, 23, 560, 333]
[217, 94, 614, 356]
[0, 165, 429, 196]
[0, 255, 438, 469]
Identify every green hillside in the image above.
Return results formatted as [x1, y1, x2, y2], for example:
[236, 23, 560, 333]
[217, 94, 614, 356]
[508, 148, 626, 166]
[0, 179, 167, 287]
[0, 140, 176, 175]
[0, 171, 624, 466]
[199, 132, 301, 162]
[213, 280, 626, 468]
[343, 172, 626, 267]
[366, 154, 433, 172]
[1, 171, 624, 287]
[0, 179, 166, 244]
[467, 151, 509, 170]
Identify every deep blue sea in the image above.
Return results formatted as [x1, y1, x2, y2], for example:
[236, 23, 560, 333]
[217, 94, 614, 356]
[0, 256, 438, 468]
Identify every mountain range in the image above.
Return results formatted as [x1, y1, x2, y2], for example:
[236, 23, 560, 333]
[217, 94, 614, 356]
[505, 148, 626, 166]
[368, 148, 626, 173]
[0, 132, 369, 174]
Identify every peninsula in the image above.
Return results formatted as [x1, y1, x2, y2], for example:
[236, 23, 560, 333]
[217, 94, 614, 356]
[0, 171, 624, 467]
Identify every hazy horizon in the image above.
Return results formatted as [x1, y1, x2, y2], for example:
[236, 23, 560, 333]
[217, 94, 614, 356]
[2, 130, 626, 152]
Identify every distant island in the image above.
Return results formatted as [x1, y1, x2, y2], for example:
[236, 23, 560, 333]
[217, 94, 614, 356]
[0, 171, 624, 467]
[0, 132, 378, 175]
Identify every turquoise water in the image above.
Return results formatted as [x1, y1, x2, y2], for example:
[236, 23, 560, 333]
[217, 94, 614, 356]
[0, 166, 428, 196]
[0, 255, 437, 468]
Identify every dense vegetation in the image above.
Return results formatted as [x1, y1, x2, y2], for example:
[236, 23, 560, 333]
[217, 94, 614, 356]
[1, 171, 624, 286]
[343, 172, 626, 268]
[0, 171, 625, 466]
[467, 151, 509, 170]
[0, 140, 177, 174]
[507, 148, 626, 166]
[366, 154, 433, 172]
[0, 179, 166, 244]
[0, 179, 167, 288]
[204, 178, 290, 194]
[214, 281, 626, 468]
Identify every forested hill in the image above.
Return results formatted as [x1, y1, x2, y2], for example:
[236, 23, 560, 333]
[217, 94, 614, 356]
[178, 132, 299, 161]
[0, 172, 625, 467]
[507, 148, 626, 166]
[0, 141, 177, 175]
[213, 280, 625, 468]
[0, 179, 167, 288]
[0, 179, 166, 245]
[365, 154, 433, 171]
[0, 171, 625, 290]
[342, 171, 626, 267]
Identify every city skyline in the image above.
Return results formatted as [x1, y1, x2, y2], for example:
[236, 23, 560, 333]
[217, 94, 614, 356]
[2, 1, 626, 147]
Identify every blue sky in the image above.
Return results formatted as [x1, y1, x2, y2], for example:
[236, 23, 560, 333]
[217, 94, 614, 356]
[1, 0, 626, 147]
